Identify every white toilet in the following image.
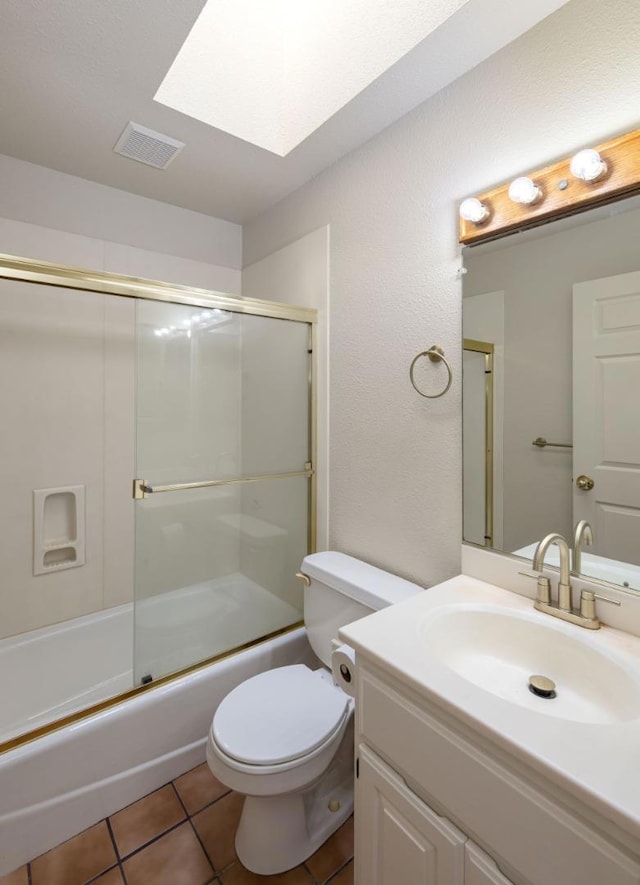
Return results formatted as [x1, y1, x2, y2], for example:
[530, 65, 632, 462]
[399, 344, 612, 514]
[206, 551, 421, 875]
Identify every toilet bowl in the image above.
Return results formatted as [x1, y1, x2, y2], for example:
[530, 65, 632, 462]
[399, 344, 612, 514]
[206, 552, 421, 875]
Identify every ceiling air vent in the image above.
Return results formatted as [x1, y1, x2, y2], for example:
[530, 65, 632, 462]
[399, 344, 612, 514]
[113, 122, 185, 169]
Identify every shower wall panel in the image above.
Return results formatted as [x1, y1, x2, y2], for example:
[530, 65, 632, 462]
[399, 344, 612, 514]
[0, 280, 135, 639]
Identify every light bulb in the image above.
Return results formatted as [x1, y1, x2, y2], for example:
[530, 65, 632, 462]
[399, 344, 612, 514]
[459, 198, 489, 224]
[570, 149, 607, 182]
[508, 177, 542, 205]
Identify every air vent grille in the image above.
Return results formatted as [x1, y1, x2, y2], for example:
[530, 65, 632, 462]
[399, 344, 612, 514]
[114, 122, 185, 169]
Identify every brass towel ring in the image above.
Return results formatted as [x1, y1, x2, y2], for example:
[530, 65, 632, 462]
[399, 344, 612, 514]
[409, 346, 452, 399]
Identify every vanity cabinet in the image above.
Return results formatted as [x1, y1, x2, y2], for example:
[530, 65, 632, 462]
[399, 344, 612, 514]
[354, 662, 640, 885]
[356, 745, 514, 885]
[356, 745, 467, 884]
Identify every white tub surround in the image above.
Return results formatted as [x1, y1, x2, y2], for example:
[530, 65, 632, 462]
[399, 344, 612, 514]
[0, 629, 315, 876]
[341, 576, 640, 883]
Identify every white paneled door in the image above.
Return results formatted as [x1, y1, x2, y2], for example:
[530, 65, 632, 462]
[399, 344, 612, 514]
[573, 270, 640, 566]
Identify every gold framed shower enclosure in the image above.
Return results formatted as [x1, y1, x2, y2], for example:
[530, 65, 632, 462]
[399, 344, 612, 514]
[0, 252, 318, 753]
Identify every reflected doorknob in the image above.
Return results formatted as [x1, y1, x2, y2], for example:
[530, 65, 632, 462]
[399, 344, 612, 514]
[576, 474, 595, 490]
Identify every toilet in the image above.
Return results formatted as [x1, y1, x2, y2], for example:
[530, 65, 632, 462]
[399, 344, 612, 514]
[206, 551, 421, 875]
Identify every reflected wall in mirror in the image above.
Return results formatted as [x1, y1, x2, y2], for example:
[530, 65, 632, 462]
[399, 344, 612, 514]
[462, 193, 640, 593]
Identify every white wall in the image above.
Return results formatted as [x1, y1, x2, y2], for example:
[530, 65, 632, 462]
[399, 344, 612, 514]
[0, 154, 242, 273]
[242, 0, 640, 588]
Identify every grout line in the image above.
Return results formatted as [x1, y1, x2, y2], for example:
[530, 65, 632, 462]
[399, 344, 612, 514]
[115, 818, 189, 863]
[170, 780, 190, 819]
[172, 780, 232, 819]
[85, 862, 120, 884]
[324, 858, 354, 884]
[186, 815, 219, 877]
[105, 816, 120, 860]
[27, 862, 33, 885]
[302, 861, 318, 884]
[171, 781, 219, 877]
[119, 860, 129, 885]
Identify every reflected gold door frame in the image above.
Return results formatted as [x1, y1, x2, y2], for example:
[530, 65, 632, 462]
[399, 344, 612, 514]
[463, 338, 494, 547]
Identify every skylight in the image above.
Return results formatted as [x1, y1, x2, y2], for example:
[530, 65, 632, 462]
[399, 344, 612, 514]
[155, 0, 469, 156]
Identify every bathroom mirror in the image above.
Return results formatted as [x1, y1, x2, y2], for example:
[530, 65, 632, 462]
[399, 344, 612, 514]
[462, 191, 640, 593]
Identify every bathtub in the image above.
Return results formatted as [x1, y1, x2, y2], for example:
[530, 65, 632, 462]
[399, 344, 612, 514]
[0, 572, 301, 746]
[0, 611, 312, 874]
[0, 604, 134, 745]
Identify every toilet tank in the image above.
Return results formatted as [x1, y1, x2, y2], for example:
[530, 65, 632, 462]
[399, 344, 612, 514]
[301, 551, 422, 666]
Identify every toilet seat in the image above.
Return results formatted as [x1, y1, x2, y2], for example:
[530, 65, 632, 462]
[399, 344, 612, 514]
[212, 665, 349, 766]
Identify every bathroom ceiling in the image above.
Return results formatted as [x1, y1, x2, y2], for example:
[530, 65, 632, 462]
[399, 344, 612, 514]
[0, 0, 570, 224]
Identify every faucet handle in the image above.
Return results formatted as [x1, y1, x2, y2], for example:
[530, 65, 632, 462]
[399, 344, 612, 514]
[580, 589, 621, 620]
[519, 571, 551, 605]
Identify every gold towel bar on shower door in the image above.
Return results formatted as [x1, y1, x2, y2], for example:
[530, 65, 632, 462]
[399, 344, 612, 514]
[532, 437, 573, 449]
[133, 466, 314, 499]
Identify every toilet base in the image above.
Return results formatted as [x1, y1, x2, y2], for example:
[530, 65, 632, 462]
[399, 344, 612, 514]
[236, 778, 353, 875]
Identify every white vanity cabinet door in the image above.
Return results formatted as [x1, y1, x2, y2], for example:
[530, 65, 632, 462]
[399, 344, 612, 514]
[465, 843, 515, 885]
[356, 745, 466, 885]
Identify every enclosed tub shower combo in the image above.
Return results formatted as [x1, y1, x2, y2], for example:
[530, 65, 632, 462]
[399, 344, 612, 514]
[0, 254, 317, 873]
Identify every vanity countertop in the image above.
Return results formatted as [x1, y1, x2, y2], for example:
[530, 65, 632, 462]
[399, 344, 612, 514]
[339, 574, 640, 844]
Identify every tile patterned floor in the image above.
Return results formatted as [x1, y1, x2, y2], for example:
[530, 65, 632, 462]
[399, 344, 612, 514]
[0, 763, 354, 885]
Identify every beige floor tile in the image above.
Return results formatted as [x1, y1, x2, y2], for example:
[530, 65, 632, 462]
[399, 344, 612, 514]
[327, 860, 354, 885]
[109, 784, 185, 857]
[305, 817, 354, 883]
[191, 790, 245, 870]
[93, 868, 125, 884]
[221, 862, 312, 884]
[30, 821, 117, 885]
[122, 823, 213, 885]
[0, 867, 29, 885]
[174, 762, 229, 815]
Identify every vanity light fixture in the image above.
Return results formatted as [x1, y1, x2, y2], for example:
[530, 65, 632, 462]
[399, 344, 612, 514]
[459, 125, 640, 246]
[459, 197, 489, 225]
[570, 148, 608, 182]
[508, 176, 542, 205]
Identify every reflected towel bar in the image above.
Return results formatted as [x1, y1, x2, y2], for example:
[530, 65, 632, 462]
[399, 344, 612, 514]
[133, 467, 313, 499]
[532, 437, 573, 449]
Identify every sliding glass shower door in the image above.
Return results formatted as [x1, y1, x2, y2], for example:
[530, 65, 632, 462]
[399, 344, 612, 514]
[133, 299, 312, 685]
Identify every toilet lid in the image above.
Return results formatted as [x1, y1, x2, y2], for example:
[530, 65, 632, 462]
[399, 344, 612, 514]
[213, 665, 349, 766]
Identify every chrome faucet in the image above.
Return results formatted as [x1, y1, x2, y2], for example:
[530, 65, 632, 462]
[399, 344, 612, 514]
[533, 533, 572, 611]
[521, 530, 620, 629]
[572, 520, 593, 575]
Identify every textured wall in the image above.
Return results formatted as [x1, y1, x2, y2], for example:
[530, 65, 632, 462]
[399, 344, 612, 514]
[242, 0, 640, 587]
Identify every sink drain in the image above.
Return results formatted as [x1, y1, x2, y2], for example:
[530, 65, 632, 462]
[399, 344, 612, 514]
[528, 674, 556, 699]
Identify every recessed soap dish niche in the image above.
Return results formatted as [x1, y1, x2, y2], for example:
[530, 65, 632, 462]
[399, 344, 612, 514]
[33, 486, 85, 576]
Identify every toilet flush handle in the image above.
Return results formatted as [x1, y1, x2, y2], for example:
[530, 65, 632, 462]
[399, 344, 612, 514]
[295, 571, 311, 587]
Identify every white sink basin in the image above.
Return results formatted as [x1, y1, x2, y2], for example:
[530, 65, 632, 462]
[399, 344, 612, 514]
[421, 605, 640, 724]
[340, 574, 640, 842]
